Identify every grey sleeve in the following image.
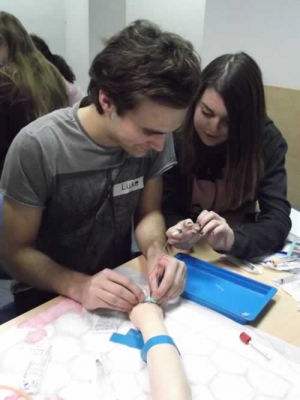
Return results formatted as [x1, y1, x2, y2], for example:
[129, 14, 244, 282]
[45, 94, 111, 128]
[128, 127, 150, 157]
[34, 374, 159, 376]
[0, 130, 50, 207]
[146, 134, 177, 180]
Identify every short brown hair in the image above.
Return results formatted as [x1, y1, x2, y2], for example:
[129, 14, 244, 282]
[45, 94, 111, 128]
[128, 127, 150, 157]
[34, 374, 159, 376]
[88, 20, 201, 115]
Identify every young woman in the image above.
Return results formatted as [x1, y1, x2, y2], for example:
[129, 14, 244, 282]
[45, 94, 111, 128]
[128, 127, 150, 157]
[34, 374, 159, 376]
[163, 52, 291, 260]
[130, 302, 191, 400]
[0, 12, 68, 173]
[30, 34, 84, 106]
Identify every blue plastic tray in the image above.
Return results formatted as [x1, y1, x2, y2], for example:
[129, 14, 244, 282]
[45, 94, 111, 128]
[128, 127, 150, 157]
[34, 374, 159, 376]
[176, 254, 277, 324]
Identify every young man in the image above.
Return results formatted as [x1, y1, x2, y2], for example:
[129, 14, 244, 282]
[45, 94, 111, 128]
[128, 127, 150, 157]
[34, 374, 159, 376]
[0, 20, 201, 315]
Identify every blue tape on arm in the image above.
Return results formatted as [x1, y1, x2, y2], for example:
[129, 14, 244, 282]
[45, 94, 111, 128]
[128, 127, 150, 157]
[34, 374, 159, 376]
[110, 329, 144, 349]
[141, 335, 180, 362]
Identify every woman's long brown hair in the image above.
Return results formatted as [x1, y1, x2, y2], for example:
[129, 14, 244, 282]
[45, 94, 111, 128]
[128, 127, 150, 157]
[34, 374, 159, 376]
[182, 52, 265, 210]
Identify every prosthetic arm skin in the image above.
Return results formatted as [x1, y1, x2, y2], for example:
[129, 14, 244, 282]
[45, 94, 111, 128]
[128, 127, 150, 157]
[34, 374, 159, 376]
[130, 303, 191, 400]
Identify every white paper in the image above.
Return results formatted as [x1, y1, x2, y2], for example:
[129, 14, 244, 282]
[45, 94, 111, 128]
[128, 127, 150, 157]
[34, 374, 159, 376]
[281, 278, 300, 302]
[0, 274, 300, 399]
[290, 208, 300, 238]
[115, 265, 150, 296]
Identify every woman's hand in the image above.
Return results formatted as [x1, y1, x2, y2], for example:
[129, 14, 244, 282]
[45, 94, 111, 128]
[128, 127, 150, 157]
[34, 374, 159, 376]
[196, 210, 234, 252]
[165, 219, 201, 250]
[165, 212, 235, 253]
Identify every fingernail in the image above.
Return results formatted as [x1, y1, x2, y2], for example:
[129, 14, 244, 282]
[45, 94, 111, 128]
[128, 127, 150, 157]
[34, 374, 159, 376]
[186, 221, 193, 226]
[173, 229, 182, 236]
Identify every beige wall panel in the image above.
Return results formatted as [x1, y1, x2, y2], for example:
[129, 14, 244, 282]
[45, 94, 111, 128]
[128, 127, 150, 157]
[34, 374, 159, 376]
[265, 86, 300, 209]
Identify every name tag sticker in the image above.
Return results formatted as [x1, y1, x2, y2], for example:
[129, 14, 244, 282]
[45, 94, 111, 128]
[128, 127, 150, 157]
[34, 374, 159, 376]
[113, 176, 144, 197]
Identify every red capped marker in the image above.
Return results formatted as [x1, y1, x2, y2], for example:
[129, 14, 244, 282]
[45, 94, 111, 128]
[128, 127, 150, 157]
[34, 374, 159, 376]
[240, 332, 271, 361]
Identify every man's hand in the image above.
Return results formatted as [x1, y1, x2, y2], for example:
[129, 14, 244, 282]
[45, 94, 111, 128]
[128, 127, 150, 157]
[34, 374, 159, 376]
[147, 249, 187, 305]
[79, 269, 145, 312]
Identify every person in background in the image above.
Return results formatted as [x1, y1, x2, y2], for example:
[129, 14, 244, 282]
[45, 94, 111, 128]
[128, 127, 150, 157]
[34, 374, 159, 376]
[0, 12, 68, 174]
[30, 34, 84, 106]
[0, 20, 201, 315]
[130, 302, 191, 400]
[163, 52, 291, 260]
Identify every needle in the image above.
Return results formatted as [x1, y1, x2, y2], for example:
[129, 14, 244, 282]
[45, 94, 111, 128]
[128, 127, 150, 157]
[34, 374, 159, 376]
[155, 228, 191, 289]
[240, 332, 271, 360]
[161, 228, 183, 254]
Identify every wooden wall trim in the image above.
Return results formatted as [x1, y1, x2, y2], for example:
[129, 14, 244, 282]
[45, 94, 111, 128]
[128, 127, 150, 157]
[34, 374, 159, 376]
[265, 85, 300, 209]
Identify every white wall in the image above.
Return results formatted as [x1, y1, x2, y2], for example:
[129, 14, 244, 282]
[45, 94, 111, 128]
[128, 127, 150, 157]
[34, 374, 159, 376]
[0, 0, 127, 92]
[202, 0, 300, 90]
[0, 0, 66, 58]
[89, 0, 126, 63]
[126, 0, 206, 58]
[3, 1, 298, 91]
[64, 0, 90, 92]
[1, 0, 90, 91]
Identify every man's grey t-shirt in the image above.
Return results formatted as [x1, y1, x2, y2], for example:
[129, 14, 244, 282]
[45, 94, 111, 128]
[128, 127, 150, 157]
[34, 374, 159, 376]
[1, 102, 176, 274]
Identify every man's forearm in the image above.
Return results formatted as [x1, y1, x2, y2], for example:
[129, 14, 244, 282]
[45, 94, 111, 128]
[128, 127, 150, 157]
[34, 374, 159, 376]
[134, 210, 167, 258]
[3, 247, 89, 302]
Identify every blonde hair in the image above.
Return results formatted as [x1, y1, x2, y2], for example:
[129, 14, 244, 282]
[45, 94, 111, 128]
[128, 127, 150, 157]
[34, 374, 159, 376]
[0, 11, 68, 119]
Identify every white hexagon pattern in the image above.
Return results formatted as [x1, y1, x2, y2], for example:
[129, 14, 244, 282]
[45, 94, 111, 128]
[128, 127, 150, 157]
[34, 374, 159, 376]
[0, 298, 299, 400]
